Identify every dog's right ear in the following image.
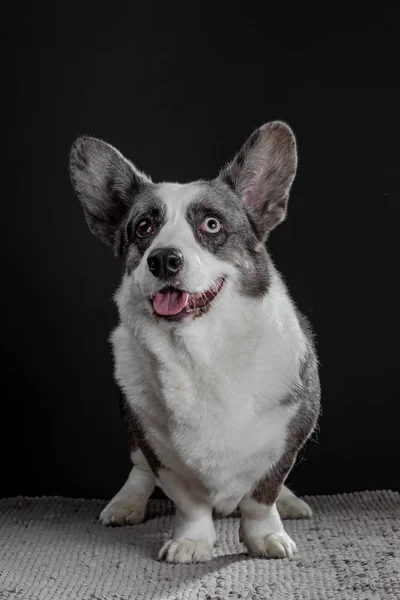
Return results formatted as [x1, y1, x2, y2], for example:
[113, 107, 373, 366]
[69, 137, 151, 252]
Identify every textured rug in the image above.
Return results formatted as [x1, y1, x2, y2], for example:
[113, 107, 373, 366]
[0, 491, 399, 600]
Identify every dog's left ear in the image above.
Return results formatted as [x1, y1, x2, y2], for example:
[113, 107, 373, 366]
[220, 121, 297, 240]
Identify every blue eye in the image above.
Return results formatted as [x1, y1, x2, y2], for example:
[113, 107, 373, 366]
[200, 217, 222, 234]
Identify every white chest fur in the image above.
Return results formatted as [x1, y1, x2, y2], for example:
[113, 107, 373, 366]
[112, 271, 307, 510]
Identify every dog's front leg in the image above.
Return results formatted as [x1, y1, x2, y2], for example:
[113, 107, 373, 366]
[157, 470, 216, 564]
[239, 452, 298, 559]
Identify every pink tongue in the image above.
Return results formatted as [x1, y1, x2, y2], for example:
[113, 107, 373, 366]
[153, 290, 190, 316]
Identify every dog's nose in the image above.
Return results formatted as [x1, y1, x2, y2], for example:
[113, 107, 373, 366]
[147, 248, 184, 280]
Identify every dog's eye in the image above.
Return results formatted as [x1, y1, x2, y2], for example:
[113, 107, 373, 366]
[200, 217, 222, 234]
[136, 218, 154, 237]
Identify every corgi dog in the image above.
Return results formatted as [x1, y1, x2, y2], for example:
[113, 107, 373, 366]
[69, 121, 320, 563]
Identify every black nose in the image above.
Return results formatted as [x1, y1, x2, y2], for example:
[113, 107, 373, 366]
[147, 247, 184, 280]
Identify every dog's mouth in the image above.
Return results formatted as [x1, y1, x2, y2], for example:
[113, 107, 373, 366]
[151, 278, 225, 322]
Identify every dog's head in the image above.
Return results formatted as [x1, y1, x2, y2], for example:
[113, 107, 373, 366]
[69, 122, 297, 323]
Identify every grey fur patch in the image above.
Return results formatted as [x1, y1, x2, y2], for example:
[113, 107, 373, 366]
[282, 316, 319, 408]
[119, 393, 161, 475]
[252, 448, 297, 505]
[220, 121, 297, 241]
[186, 180, 271, 297]
[252, 315, 320, 505]
[121, 190, 168, 274]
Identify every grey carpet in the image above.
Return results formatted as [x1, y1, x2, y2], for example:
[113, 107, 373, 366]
[0, 491, 399, 600]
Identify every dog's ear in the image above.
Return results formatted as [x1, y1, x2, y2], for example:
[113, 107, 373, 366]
[69, 137, 151, 251]
[220, 121, 297, 240]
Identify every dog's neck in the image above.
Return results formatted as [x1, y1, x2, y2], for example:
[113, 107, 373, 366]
[117, 267, 305, 374]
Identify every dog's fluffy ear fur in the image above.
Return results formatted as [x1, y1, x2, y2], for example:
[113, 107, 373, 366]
[69, 137, 151, 250]
[220, 121, 297, 240]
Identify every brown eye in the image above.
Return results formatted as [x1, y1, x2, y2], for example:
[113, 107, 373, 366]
[136, 218, 154, 237]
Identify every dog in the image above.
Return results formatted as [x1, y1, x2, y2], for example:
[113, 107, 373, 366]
[69, 121, 320, 563]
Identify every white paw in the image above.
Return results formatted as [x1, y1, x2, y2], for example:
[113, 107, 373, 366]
[277, 495, 312, 520]
[245, 531, 297, 559]
[99, 497, 146, 526]
[158, 539, 213, 563]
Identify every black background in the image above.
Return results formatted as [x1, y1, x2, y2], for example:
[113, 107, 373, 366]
[4, 3, 400, 500]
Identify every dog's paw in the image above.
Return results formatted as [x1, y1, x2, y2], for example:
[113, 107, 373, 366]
[277, 495, 312, 520]
[99, 497, 146, 526]
[158, 539, 213, 563]
[245, 531, 297, 559]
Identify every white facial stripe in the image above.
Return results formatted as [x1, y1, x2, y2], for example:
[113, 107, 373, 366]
[152, 183, 202, 251]
[158, 182, 201, 214]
